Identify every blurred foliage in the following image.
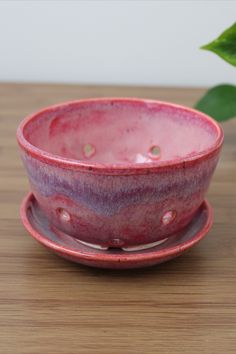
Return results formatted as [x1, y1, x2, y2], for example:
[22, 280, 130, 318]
[195, 23, 236, 121]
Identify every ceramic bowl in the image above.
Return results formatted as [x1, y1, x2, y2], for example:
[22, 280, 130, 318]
[17, 98, 223, 250]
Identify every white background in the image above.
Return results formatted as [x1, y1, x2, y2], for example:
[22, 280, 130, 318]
[0, 0, 235, 87]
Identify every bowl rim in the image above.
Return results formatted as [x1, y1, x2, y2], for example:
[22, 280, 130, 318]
[16, 97, 224, 175]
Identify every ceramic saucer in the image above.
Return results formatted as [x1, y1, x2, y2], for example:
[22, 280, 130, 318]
[20, 193, 213, 269]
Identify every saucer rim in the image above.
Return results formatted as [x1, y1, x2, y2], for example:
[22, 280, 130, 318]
[20, 192, 213, 264]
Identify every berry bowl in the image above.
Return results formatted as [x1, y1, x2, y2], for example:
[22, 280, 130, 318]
[17, 98, 223, 252]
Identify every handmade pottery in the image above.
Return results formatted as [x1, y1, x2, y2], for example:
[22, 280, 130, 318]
[21, 193, 213, 269]
[17, 98, 223, 250]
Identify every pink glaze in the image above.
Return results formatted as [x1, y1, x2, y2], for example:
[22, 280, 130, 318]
[20, 193, 213, 269]
[20, 98, 220, 166]
[17, 98, 223, 249]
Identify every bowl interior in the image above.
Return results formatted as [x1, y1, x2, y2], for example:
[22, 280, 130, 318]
[22, 99, 220, 164]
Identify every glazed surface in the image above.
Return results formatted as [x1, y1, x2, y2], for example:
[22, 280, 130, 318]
[18, 99, 223, 248]
[21, 193, 212, 269]
[22, 99, 219, 164]
[22, 151, 219, 247]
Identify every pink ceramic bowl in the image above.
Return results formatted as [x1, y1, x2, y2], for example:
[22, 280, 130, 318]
[17, 98, 223, 250]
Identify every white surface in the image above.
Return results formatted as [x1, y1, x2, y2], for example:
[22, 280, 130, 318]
[0, 0, 235, 87]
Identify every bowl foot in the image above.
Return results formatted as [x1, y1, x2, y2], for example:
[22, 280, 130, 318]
[75, 237, 168, 252]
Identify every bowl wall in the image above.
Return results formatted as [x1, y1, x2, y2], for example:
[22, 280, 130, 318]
[20, 148, 220, 247]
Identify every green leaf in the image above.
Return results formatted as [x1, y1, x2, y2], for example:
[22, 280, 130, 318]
[195, 84, 236, 121]
[201, 22, 236, 66]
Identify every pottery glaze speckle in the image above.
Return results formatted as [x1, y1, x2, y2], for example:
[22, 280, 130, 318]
[17, 98, 223, 249]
